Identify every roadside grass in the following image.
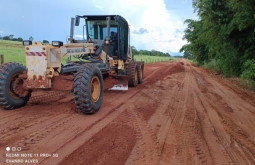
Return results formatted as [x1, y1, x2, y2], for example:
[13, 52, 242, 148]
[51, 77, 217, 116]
[188, 59, 198, 66]
[0, 41, 174, 65]
[0, 40, 23, 45]
[134, 54, 174, 63]
[203, 59, 221, 73]
[0, 47, 26, 64]
[240, 79, 255, 89]
[0, 46, 74, 65]
[0, 40, 23, 48]
[194, 58, 255, 90]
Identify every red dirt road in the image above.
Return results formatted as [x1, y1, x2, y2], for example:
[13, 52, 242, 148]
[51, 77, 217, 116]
[1, 59, 255, 165]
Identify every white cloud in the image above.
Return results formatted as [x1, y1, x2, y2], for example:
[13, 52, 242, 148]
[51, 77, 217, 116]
[90, 0, 187, 54]
[74, 34, 86, 39]
[95, 5, 104, 9]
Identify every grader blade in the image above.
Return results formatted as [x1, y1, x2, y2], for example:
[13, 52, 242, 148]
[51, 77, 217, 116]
[108, 84, 128, 90]
[108, 75, 128, 90]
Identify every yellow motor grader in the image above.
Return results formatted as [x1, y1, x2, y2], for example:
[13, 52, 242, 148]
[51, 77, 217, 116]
[0, 15, 144, 114]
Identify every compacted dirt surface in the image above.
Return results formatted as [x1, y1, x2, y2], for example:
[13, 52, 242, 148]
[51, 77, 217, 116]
[1, 59, 255, 165]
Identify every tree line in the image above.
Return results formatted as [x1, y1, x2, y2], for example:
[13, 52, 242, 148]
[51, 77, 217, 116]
[0, 35, 23, 42]
[0, 35, 49, 44]
[180, 0, 255, 82]
[1, 34, 171, 57]
[131, 46, 171, 57]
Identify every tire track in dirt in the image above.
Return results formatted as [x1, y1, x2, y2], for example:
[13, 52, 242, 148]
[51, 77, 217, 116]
[221, 117, 255, 163]
[1, 60, 255, 165]
[0, 113, 25, 125]
[13, 113, 76, 151]
[0, 92, 78, 146]
[200, 67, 255, 156]
[40, 103, 130, 165]
[196, 93, 250, 165]
[193, 67, 255, 120]
[185, 66, 216, 165]
[41, 62, 180, 165]
[34, 87, 144, 164]
[125, 63, 188, 164]
[124, 96, 160, 165]
[0, 62, 169, 164]
[0, 107, 74, 145]
[190, 64, 254, 165]
[194, 93, 233, 165]
[60, 109, 137, 165]
[0, 114, 54, 142]
[158, 69, 190, 165]
[154, 74, 185, 157]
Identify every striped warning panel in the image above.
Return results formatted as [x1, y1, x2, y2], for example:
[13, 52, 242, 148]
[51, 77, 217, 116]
[26, 52, 47, 56]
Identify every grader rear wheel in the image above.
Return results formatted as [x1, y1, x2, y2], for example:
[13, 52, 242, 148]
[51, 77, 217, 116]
[73, 63, 104, 114]
[127, 62, 138, 87]
[137, 63, 144, 84]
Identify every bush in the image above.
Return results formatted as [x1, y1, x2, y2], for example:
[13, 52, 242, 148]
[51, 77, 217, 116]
[241, 59, 255, 81]
[17, 37, 23, 42]
[3, 36, 10, 40]
[203, 59, 220, 73]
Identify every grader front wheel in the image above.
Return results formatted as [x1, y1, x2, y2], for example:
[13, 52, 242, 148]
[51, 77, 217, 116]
[91, 75, 101, 102]
[73, 63, 104, 114]
[0, 62, 31, 110]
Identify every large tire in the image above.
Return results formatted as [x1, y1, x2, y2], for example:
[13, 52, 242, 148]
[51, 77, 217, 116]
[127, 61, 138, 87]
[137, 63, 144, 84]
[73, 63, 104, 114]
[0, 62, 31, 110]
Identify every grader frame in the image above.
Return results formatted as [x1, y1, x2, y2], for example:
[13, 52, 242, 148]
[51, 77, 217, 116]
[0, 15, 144, 114]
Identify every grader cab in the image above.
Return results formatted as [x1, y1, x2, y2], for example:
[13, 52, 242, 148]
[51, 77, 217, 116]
[0, 15, 144, 114]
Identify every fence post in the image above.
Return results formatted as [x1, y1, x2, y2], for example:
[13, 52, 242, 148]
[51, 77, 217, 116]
[0, 54, 4, 64]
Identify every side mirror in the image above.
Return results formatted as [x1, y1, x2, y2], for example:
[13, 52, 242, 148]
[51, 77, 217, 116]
[75, 16, 80, 26]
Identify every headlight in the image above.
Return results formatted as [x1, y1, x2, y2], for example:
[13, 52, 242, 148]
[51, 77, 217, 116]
[52, 41, 63, 47]
[23, 40, 32, 46]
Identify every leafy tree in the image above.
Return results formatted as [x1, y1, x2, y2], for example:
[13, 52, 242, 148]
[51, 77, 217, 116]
[17, 37, 23, 42]
[42, 40, 49, 44]
[3, 36, 10, 40]
[29, 36, 34, 41]
[165, 52, 171, 56]
[12, 38, 17, 41]
[181, 0, 255, 77]
[131, 46, 138, 55]
[181, 47, 193, 60]
[131, 46, 171, 57]
[241, 59, 255, 81]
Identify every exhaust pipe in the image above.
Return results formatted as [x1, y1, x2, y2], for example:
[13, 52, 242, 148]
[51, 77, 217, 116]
[69, 17, 75, 43]
[104, 16, 111, 57]
[106, 16, 111, 42]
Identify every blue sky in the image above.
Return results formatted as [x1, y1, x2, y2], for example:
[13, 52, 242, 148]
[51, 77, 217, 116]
[0, 0, 196, 55]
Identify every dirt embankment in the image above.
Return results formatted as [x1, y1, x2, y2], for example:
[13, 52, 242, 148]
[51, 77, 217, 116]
[1, 59, 255, 165]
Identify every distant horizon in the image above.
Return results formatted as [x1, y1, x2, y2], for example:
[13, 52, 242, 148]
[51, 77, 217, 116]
[0, 38, 185, 57]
